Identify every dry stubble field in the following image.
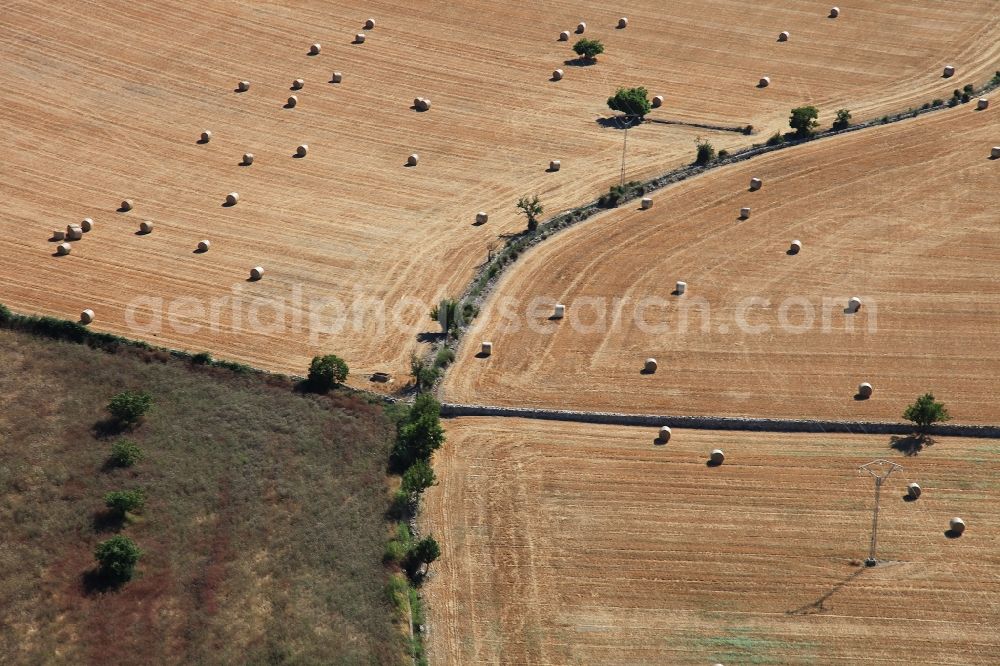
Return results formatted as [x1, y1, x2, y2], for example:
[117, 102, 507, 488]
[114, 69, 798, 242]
[422, 417, 1000, 665]
[444, 101, 1000, 423]
[1, 1, 997, 382]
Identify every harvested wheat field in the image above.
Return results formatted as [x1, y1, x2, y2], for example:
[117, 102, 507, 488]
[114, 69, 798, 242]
[422, 417, 1000, 665]
[444, 101, 1000, 422]
[1, 2, 997, 383]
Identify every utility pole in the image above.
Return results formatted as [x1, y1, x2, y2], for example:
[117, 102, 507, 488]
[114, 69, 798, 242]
[858, 459, 902, 567]
[619, 118, 631, 189]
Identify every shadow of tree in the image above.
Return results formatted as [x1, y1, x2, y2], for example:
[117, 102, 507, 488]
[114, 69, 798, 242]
[890, 433, 936, 456]
[92, 417, 127, 439]
[81, 568, 126, 595]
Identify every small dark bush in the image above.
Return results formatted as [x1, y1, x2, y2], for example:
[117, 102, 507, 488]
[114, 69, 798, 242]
[191, 351, 212, 365]
[963, 83, 974, 94]
[694, 139, 715, 165]
[717, 149, 729, 159]
[105, 489, 145, 516]
[932, 98, 944, 107]
[742, 125, 754, 135]
[766, 132, 785, 146]
[947, 98, 958, 107]
[433, 348, 455, 368]
[961, 93, 970, 103]
[0, 303, 11, 325]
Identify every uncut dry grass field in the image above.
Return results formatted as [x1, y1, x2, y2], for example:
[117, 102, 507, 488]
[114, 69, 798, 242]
[1, 1, 997, 383]
[422, 417, 1000, 665]
[443, 101, 1000, 422]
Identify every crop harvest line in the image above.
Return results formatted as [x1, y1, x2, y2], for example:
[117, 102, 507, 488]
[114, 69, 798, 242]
[438, 403, 1000, 439]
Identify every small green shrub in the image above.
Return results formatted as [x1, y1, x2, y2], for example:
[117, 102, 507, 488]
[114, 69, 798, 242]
[105, 489, 145, 516]
[95, 534, 142, 582]
[433, 348, 455, 368]
[0, 303, 11, 324]
[110, 439, 143, 467]
[832, 109, 852, 131]
[108, 390, 153, 425]
[766, 131, 785, 146]
[717, 149, 729, 159]
[932, 98, 944, 107]
[963, 83, 974, 94]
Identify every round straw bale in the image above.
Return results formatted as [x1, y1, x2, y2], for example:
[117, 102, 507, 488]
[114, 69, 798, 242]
[242, 153, 254, 165]
[576, 21, 586, 34]
[66, 225, 83, 241]
[977, 98, 988, 110]
[992, 146, 1000, 158]
[120, 199, 133, 211]
[848, 296, 862, 312]
[553, 303, 565, 319]
[858, 382, 873, 398]
[226, 192, 240, 205]
[750, 177, 763, 191]
[789, 239, 802, 254]
[197, 240, 211, 252]
[907, 482, 921, 499]
[331, 71, 343, 83]
[407, 153, 419, 166]
[778, 31, 789, 41]
[641, 197, 653, 210]
[56, 242, 71, 255]
[475, 212, 488, 224]
[949, 517, 965, 534]
[617, 17, 628, 29]
[644, 358, 657, 373]
[309, 43, 321, 55]
[237, 80, 250, 92]
[552, 69, 564, 81]
[549, 159, 561, 171]
[675, 281, 687, 295]
[250, 266, 264, 281]
[657, 426, 671, 443]
[710, 449, 725, 464]
[943, 65, 955, 78]
[51, 230, 65, 241]
[286, 95, 298, 108]
[415, 97, 431, 111]
[481, 341, 493, 356]
[355, 33, 366, 43]
[291, 78, 304, 90]
[80, 309, 94, 324]
[296, 144, 308, 157]
[740, 207, 751, 219]
[758, 76, 770, 88]
[829, 6, 840, 18]
[81, 218, 93, 232]
[652, 95, 663, 108]
[559, 30, 570, 41]
[364, 18, 375, 30]
[139, 221, 153, 234]
[200, 130, 212, 142]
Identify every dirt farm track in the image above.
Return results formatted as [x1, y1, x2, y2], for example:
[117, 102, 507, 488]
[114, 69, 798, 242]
[422, 417, 1000, 665]
[443, 102, 1000, 423]
[2, 1, 999, 382]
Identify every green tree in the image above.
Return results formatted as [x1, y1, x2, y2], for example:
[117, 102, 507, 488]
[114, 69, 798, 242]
[108, 390, 152, 425]
[606, 86, 651, 118]
[410, 353, 440, 392]
[105, 489, 145, 516]
[832, 109, 852, 131]
[572, 38, 604, 60]
[308, 354, 349, 392]
[401, 460, 437, 495]
[903, 393, 951, 431]
[789, 106, 820, 138]
[109, 439, 143, 467]
[516, 195, 544, 233]
[392, 394, 445, 469]
[409, 536, 441, 574]
[694, 138, 715, 165]
[95, 535, 142, 582]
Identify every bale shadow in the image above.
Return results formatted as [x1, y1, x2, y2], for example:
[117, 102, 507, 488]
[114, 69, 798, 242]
[292, 152, 305, 159]
[853, 392, 870, 401]
[639, 368, 656, 375]
[196, 137, 209, 145]
[193, 247, 208, 254]
[49, 234, 65, 242]
[134, 229, 151, 235]
[652, 437, 667, 447]
[944, 529, 963, 539]
[787, 247, 800, 256]
[670, 288, 683, 296]
[474, 351, 491, 359]
[472, 219, 487, 227]
[903, 493, 918, 502]
[547, 315, 563, 321]
[239, 159, 252, 167]
[549, 74, 562, 82]
[283, 101, 296, 109]
[545, 165, 560, 173]
[246, 275, 261, 283]
[51, 250, 68, 257]
[352, 36, 365, 45]
[990, 155, 999, 161]
[757, 81, 769, 89]
[234, 87, 247, 93]
[889, 434, 935, 456]
[222, 199, 236, 207]
[116, 206, 131, 213]
[563, 57, 596, 67]
[706, 459, 723, 467]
